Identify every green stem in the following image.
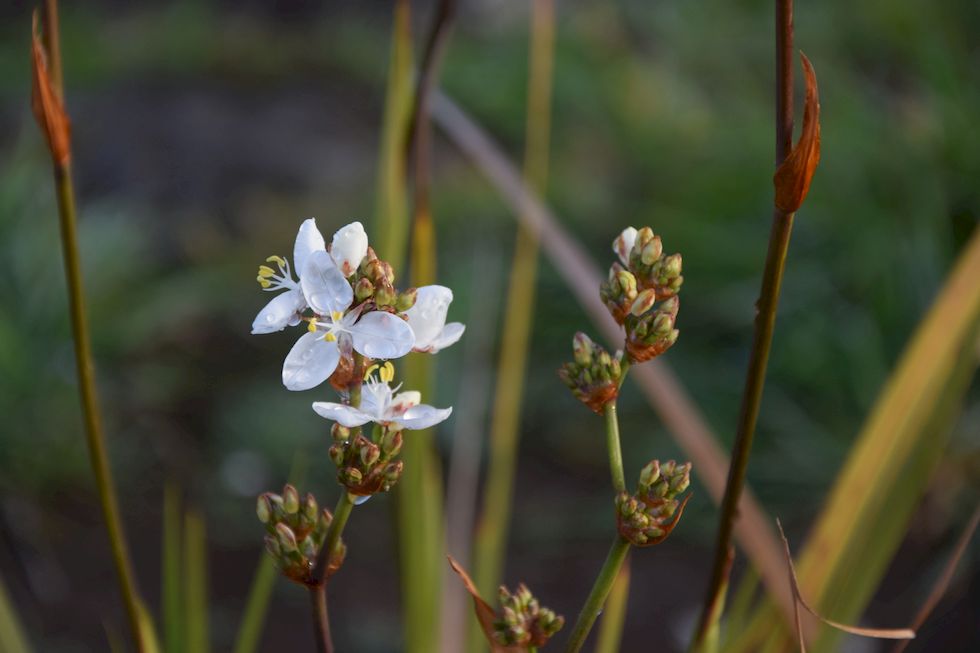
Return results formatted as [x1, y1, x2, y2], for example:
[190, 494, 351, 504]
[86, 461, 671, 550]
[604, 402, 626, 493]
[693, 0, 796, 643]
[564, 537, 631, 653]
[49, 100, 152, 653]
[594, 558, 630, 653]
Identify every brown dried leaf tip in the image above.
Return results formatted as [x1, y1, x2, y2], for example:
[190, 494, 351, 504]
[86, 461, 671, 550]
[774, 52, 821, 213]
[449, 556, 565, 651]
[30, 12, 71, 166]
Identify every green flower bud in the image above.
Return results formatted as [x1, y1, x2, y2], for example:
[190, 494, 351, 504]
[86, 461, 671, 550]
[282, 484, 300, 514]
[275, 523, 298, 553]
[395, 287, 418, 312]
[256, 494, 272, 524]
[354, 277, 375, 301]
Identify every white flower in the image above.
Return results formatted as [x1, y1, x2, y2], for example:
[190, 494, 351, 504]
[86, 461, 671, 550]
[251, 218, 325, 334]
[613, 226, 638, 266]
[281, 251, 415, 391]
[404, 285, 465, 353]
[312, 362, 452, 430]
[330, 221, 369, 277]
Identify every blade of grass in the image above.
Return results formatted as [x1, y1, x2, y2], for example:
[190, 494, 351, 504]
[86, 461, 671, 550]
[731, 227, 980, 652]
[0, 571, 32, 653]
[594, 558, 630, 653]
[183, 511, 209, 653]
[401, 2, 457, 651]
[162, 484, 182, 653]
[469, 2, 555, 651]
[430, 91, 797, 629]
[372, 0, 413, 272]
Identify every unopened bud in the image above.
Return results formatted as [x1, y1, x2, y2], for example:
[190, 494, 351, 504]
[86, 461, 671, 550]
[662, 253, 682, 279]
[275, 523, 298, 553]
[395, 288, 418, 312]
[616, 269, 637, 298]
[375, 282, 396, 307]
[630, 288, 657, 316]
[331, 423, 351, 443]
[303, 494, 318, 523]
[639, 460, 661, 489]
[282, 485, 300, 514]
[256, 495, 272, 523]
[354, 277, 374, 301]
[640, 235, 663, 266]
[572, 332, 594, 366]
[360, 442, 381, 467]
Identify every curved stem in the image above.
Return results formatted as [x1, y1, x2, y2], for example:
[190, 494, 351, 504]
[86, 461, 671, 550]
[604, 402, 626, 493]
[564, 537, 631, 653]
[694, 0, 796, 643]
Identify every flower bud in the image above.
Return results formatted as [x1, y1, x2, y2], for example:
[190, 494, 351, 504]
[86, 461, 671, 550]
[640, 235, 663, 266]
[616, 459, 692, 547]
[572, 332, 594, 366]
[282, 485, 300, 514]
[256, 494, 272, 523]
[395, 287, 418, 312]
[275, 523, 298, 553]
[630, 288, 657, 317]
[331, 423, 351, 444]
[354, 277, 375, 302]
[374, 282, 396, 307]
[360, 442, 381, 467]
[638, 460, 661, 489]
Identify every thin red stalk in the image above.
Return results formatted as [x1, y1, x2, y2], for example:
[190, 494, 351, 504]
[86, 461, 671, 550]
[693, 0, 797, 644]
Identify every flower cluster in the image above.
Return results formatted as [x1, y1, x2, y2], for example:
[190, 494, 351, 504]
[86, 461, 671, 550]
[252, 219, 464, 392]
[252, 219, 464, 581]
[257, 485, 346, 585]
[558, 332, 624, 414]
[615, 459, 692, 547]
[602, 226, 682, 363]
[493, 583, 565, 648]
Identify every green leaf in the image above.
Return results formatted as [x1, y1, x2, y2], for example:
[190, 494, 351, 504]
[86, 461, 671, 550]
[0, 570, 32, 653]
[183, 510, 210, 653]
[162, 483, 182, 653]
[731, 227, 980, 652]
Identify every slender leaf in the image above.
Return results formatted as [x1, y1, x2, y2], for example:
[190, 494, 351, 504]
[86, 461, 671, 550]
[732, 228, 980, 652]
[0, 571, 32, 653]
[232, 556, 278, 653]
[161, 483, 182, 653]
[183, 511, 210, 653]
[595, 558, 630, 653]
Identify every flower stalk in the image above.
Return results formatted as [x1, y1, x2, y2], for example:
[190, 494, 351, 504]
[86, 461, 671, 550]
[564, 536, 631, 653]
[33, 4, 153, 650]
[694, 0, 803, 643]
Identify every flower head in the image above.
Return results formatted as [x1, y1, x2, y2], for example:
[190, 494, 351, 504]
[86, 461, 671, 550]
[311, 362, 451, 430]
[404, 285, 465, 353]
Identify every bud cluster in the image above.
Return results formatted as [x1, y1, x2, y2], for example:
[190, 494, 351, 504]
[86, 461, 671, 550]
[558, 332, 624, 413]
[615, 459, 692, 547]
[351, 246, 418, 314]
[603, 226, 683, 363]
[328, 423, 404, 496]
[257, 485, 346, 585]
[492, 583, 565, 648]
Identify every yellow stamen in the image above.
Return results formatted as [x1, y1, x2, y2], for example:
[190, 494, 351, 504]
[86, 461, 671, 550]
[307, 320, 317, 333]
[380, 361, 395, 383]
[266, 255, 286, 267]
[331, 311, 344, 322]
[257, 265, 276, 278]
[256, 276, 271, 288]
[363, 363, 380, 380]
[322, 333, 337, 342]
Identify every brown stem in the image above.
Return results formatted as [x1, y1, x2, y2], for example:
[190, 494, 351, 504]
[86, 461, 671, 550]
[693, 0, 796, 644]
[309, 585, 334, 653]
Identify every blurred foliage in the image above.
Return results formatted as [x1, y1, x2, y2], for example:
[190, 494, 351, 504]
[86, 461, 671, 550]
[0, 0, 978, 650]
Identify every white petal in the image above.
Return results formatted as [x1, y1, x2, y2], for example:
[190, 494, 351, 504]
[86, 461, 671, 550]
[294, 218, 326, 278]
[613, 227, 638, 266]
[390, 390, 421, 415]
[404, 285, 453, 348]
[397, 404, 452, 430]
[282, 332, 341, 391]
[301, 250, 353, 315]
[422, 322, 465, 353]
[251, 289, 306, 334]
[330, 221, 369, 277]
[349, 311, 416, 360]
[311, 402, 374, 427]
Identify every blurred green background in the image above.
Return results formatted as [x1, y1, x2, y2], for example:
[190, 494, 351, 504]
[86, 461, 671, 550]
[0, 0, 978, 650]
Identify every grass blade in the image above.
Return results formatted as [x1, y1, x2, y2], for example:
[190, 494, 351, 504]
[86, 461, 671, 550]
[469, 2, 555, 651]
[183, 510, 210, 653]
[232, 556, 278, 653]
[731, 227, 980, 652]
[161, 484, 182, 653]
[0, 571, 32, 653]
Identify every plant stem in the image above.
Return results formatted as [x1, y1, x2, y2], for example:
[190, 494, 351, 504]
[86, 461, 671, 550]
[693, 0, 795, 644]
[604, 401, 626, 493]
[40, 3, 151, 648]
[564, 537, 631, 653]
[308, 491, 355, 653]
[594, 558, 630, 653]
[309, 586, 333, 653]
